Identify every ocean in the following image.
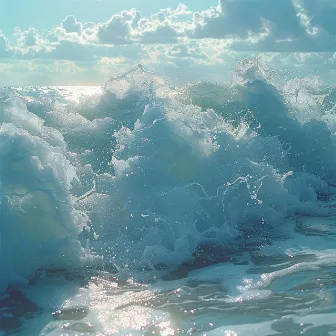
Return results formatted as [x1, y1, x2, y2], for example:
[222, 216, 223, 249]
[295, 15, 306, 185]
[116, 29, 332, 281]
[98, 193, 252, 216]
[2, 59, 336, 335]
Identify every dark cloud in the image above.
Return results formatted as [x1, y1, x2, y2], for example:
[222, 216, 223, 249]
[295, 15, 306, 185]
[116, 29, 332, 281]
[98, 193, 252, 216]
[192, 0, 303, 39]
[189, 0, 336, 51]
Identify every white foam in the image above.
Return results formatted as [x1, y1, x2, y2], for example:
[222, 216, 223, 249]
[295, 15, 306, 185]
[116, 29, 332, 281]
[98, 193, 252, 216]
[0, 94, 90, 289]
[3, 62, 336, 295]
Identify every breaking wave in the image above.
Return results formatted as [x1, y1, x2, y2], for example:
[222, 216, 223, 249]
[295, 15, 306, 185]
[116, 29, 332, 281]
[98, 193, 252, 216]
[1, 58, 336, 289]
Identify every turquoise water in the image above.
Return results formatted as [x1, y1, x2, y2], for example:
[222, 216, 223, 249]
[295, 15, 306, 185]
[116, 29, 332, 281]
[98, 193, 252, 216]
[2, 60, 336, 335]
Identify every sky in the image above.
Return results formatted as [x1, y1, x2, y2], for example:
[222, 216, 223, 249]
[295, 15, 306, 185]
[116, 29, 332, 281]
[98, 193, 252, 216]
[1, 0, 336, 85]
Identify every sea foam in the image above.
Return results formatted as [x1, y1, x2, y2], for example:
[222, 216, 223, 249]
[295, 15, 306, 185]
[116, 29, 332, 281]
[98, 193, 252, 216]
[1, 59, 336, 289]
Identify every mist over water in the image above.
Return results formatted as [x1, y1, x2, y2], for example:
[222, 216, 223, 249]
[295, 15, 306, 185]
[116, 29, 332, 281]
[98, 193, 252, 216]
[2, 59, 336, 335]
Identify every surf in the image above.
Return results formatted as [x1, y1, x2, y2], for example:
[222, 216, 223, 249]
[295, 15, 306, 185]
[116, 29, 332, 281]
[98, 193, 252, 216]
[2, 58, 336, 335]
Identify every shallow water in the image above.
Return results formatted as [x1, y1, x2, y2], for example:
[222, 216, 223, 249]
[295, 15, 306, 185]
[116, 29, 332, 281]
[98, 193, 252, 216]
[2, 61, 336, 335]
[4, 210, 336, 335]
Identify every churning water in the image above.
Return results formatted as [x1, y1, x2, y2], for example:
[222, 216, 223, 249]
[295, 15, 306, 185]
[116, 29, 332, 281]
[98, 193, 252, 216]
[2, 59, 336, 335]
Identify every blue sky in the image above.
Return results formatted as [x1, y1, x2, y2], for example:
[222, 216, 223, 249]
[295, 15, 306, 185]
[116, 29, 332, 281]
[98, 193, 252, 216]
[1, 0, 336, 85]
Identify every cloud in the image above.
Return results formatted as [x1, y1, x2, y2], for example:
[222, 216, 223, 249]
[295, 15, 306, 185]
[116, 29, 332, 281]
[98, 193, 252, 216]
[14, 27, 51, 51]
[189, 0, 305, 48]
[97, 9, 139, 45]
[3, 1, 336, 86]
[8, 4, 193, 63]
[187, 0, 336, 51]
[62, 15, 83, 34]
[96, 8, 182, 45]
[300, 0, 336, 34]
[167, 44, 207, 59]
[10, 21, 145, 63]
[160, 3, 192, 17]
[17, 28, 40, 47]
[308, 2, 336, 37]
[17, 39, 145, 62]
[139, 23, 179, 44]
[5, 1, 336, 60]
[0, 31, 12, 57]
